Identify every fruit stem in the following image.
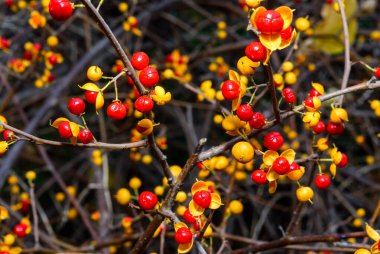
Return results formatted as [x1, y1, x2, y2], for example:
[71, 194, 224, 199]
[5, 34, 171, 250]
[317, 163, 322, 174]
[114, 81, 119, 101]
[319, 158, 333, 162]
[72, 4, 85, 8]
[296, 181, 301, 187]
[81, 115, 89, 129]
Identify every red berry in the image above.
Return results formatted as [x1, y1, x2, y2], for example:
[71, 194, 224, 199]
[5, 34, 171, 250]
[289, 162, 300, 172]
[245, 42, 267, 62]
[13, 223, 27, 238]
[374, 67, 380, 79]
[280, 26, 293, 41]
[309, 88, 321, 97]
[327, 122, 345, 135]
[282, 88, 296, 104]
[127, 75, 135, 86]
[221, 80, 240, 100]
[107, 101, 127, 120]
[138, 191, 158, 210]
[193, 220, 201, 231]
[131, 52, 150, 70]
[175, 227, 193, 244]
[3, 130, 15, 141]
[49, 0, 73, 21]
[58, 122, 72, 139]
[236, 104, 254, 121]
[193, 190, 211, 208]
[23, 51, 33, 60]
[249, 112, 266, 129]
[313, 121, 326, 134]
[78, 129, 93, 144]
[251, 170, 268, 184]
[4, 0, 13, 7]
[134, 96, 154, 113]
[139, 67, 159, 87]
[256, 10, 284, 34]
[20, 199, 30, 214]
[263, 132, 284, 151]
[183, 209, 197, 224]
[337, 153, 348, 168]
[272, 157, 290, 175]
[303, 97, 315, 108]
[315, 174, 331, 189]
[85, 91, 98, 104]
[67, 97, 85, 116]
[48, 55, 58, 66]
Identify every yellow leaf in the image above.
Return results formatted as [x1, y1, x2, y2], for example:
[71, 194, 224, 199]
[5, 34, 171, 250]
[209, 193, 222, 209]
[174, 222, 188, 232]
[188, 200, 205, 216]
[259, 34, 282, 51]
[275, 6, 293, 30]
[310, 0, 358, 55]
[51, 117, 70, 128]
[191, 181, 208, 195]
[95, 92, 104, 110]
[178, 241, 193, 254]
[69, 122, 80, 137]
[80, 82, 100, 92]
[268, 181, 277, 194]
[263, 150, 279, 166]
[366, 223, 380, 241]
[329, 163, 337, 178]
[280, 149, 296, 164]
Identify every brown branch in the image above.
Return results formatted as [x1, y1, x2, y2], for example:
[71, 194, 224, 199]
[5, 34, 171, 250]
[229, 231, 367, 253]
[130, 138, 207, 254]
[337, 0, 351, 106]
[197, 209, 215, 240]
[79, 0, 147, 96]
[198, 80, 380, 161]
[0, 122, 147, 150]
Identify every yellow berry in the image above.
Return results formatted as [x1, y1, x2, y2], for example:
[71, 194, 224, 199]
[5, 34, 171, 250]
[55, 192, 65, 202]
[228, 200, 243, 215]
[370, 31, 380, 41]
[8, 175, 18, 185]
[369, 100, 380, 110]
[273, 73, 284, 86]
[217, 21, 226, 30]
[365, 155, 375, 165]
[3, 233, 15, 245]
[154, 186, 165, 196]
[352, 218, 363, 227]
[129, 177, 141, 189]
[141, 155, 153, 165]
[217, 30, 227, 40]
[11, 185, 20, 195]
[354, 249, 371, 254]
[308, 63, 316, 72]
[213, 114, 223, 124]
[25, 170, 36, 181]
[47, 35, 58, 47]
[355, 135, 365, 144]
[208, 63, 218, 72]
[245, 0, 262, 8]
[295, 17, 310, 32]
[296, 186, 314, 202]
[175, 191, 187, 203]
[87, 66, 103, 82]
[215, 57, 224, 65]
[231, 141, 254, 163]
[356, 208, 366, 218]
[284, 71, 297, 85]
[176, 205, 186, 216]
[67, 186, 76, 197]
[115, 188, 131, 205]
[67, 208, 78, 220]
[282, 61, 294, 72]
[118, 2, 128, 12]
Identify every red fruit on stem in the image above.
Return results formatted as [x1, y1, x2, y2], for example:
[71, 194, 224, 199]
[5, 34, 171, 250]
[183, 209, 197, 224]
[303, 97, 316, 108]
[107, 101, 127, 120]
[23, 51, 33, 60]
[48, 55, 58, 66]
[193, 190, 211, 208]
[280, 26, 293, 40]
[13, 223, 27, 238]
[263, 131, 284, 151]
[139, 67, 159, 87]
[256, 10, 284, 34]
[58, 122, 72, 139]
[127, 75, 135, 86]
[313, 121, 326, 134]
[272, 157, 290, 175]
[251, 170, 268, 184]
[221, 80, 240, 100]
[327, 122, 345, 135]
[131, 52, 150, 70]
[282, 88, 296, 104]
[288, 162, 300, 172]
[84, 91, 98, 104]
[337, 153, 348, 168]
[3, 130, 15, 141]
[236, 104, 254, 121]
[315, 174, 331, 189]
[134, 95, 154, 113]
[249, 112, 266, 129]
[309, 88, 321, 97]
[49, 0, 73, 21]
[193, 220, 201, 230]
[374, 67, 380, 79]
[138, 191, 158, 210]
[67, 97, 85, 116]
[245, 42, 267, 62]
[78, 129, 93, 144]
[175, 227, 193, 244]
